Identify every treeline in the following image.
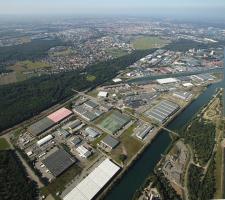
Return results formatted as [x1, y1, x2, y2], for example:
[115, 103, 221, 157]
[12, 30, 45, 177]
[0, 49, 155, 132]
[0, 150, 38, 200]
[187, 160, 215, 200]
[183, 119, 215, 165]
[0, 38, 64, 63]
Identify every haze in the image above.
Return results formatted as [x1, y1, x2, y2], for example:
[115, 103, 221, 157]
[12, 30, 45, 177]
[1, 0, 225, 21]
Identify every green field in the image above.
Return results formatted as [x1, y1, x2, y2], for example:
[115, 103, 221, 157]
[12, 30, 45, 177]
[132, 36, 170, 50]
[106, 48, 129, 58]
[0, 138, 10, 150]
[97, 110, 130, 134]
[0, 60, 50, 85]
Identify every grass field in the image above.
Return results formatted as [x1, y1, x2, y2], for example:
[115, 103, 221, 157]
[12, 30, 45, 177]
[106, 48, 129, 58]
[97, 110, 130, 134]
[86, 75, 96, 82]
[110, 122, 142, 164]
[132, 36, 170, 50]
[0, 60, 50, 85]
[0, 138, 11, 150]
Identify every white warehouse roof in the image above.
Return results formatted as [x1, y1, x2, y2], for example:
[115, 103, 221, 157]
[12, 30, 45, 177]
[156, 78, 179, 84]
[63, 159, 120, 200]
[37, 134, 53, 146]
[98, 91, 108, 98]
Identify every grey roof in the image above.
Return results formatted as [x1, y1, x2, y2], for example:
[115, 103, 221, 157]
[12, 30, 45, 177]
[85, 127, 100, 138]
[145, 100, 179, 124]
[42, 149, 76, 177]
[71, 137, 82, 146]
[84, 100, 98, 109]
[101, 135, 119, 149]
[27, 117, 55, 136]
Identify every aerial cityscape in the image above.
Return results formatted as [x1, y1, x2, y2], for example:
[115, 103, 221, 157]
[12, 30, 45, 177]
[0, 1, 225, 200]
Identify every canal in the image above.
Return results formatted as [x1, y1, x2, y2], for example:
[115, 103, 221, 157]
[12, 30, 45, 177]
[105, 80, 224, 200]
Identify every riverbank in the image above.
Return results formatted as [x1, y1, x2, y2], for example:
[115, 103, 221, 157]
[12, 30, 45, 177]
[104, 80, 223, 200]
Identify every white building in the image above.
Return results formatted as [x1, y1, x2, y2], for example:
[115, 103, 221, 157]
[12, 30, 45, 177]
[63, 159, 120, 200]
[37, 135, 53, 147]
[98, 91, 108, 98]
[76, 145, 92, 158]
[156, 78, 179, 84]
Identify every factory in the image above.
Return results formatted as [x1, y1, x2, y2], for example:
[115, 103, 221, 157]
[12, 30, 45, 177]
[156, 78, 179, 84]
[76, 145, 92, 158]
[101, 135, 120, 150]
[136, 125, 154, 140]
[85, 127, 101, 138]
[63, 159, 120, 200]
[73, 104, 104, 122]
[145, 100, 180, 124]
[172, 91, 192, 101]
[27, 107, 73, 136]
[42, 148, 76, 177]
[36, 134, 53, 147]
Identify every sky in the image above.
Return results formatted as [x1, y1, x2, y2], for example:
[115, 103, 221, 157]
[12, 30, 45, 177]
[1, 0, 225, 20]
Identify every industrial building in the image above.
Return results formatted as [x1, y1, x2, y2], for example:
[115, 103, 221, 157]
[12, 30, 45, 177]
[37, 134, 53, 147]
[83, 100, 98, 109]
[98, 91, 108, 98]
[42, 148, 76, 177]
[156, 78, 179, 84]
[63, 119, 81, 130]
[63, 159, 120, 200]
[73, 104, 104, 122]
[27, 107, 72, 136]
[85, 127, 101, 138]
[27, 118, 55, 136]
[172, 91, 192, 101]
[145, 100, 180, 124]
[76, 145, 92, 158]
[47, 107, 73, 123]
[101, 135, 119, 150]
[71, 137, 82, 146]
[136, 125, 154, 140]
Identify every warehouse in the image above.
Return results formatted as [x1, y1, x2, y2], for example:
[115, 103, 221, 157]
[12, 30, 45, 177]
[28, 107, 72, 136]
[145, 100, 180, 124]
[85, 127, 101, 138]
[63, 159, 120, 200]
[47, 107, 72, 123]
[136, 125, 154, 140]
[42, 148, 76, 177]
[172, 91, 192, 101]
[37, 134, 53, 147]
[76, 145, 92, 158]
[156, 78, 179, 84]
[98, 91, 108, 98]
[27, 117, 55, 136]
[83, 100, 98, 109]
[101, 135, 119, 150]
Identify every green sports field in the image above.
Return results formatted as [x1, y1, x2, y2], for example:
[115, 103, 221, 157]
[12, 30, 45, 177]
[98, 111, 130, 134]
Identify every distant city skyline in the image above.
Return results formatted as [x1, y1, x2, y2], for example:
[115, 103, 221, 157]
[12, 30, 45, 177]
[0, 0, 225, 20]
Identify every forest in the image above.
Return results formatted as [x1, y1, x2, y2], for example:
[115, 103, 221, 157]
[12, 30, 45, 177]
[182, 119, 215, 165]
[187, 160, 215, 200]
[0, 49, 155, 132]
[0, 38, 64, 63]
[0, 150, 38, 200]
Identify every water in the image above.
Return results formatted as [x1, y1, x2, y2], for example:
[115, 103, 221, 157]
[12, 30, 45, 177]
[105, 80, 223, 200]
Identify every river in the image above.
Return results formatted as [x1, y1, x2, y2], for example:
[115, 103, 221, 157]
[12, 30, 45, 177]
[105, 80, 224, 200]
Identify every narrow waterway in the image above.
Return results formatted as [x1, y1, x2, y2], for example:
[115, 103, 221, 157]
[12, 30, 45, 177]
[105, 80, 223, 200]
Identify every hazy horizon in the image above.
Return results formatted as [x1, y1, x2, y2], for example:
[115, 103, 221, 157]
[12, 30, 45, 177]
[0, 0, 225, 21]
